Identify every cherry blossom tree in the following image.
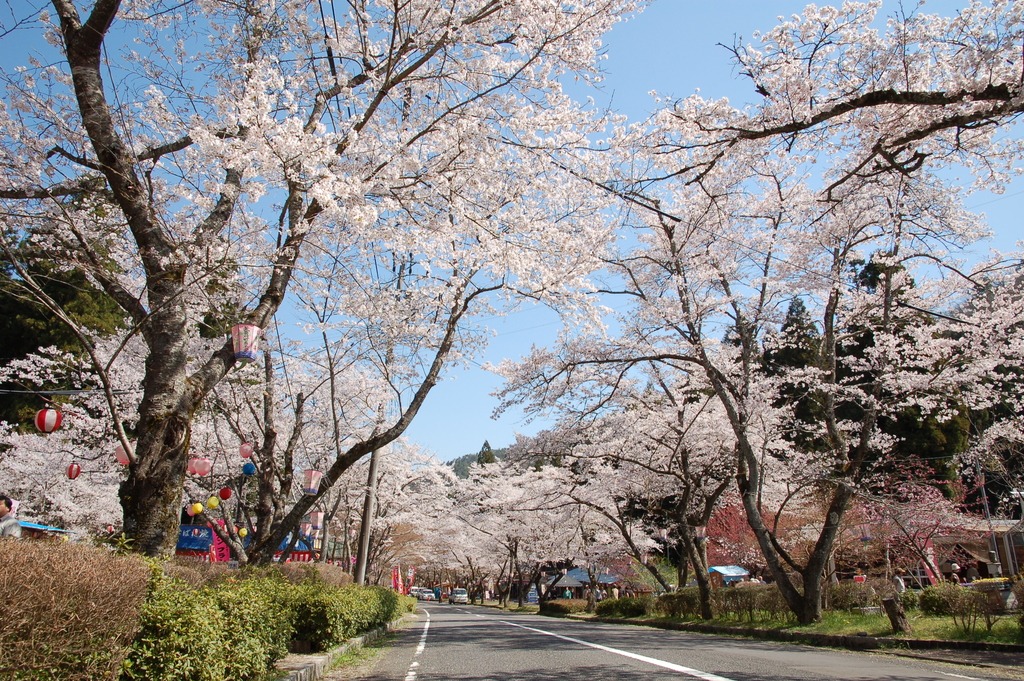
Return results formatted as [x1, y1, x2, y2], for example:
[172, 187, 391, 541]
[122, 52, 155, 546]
[498, 2, 1024, 623]
[0, 0, 642, 555]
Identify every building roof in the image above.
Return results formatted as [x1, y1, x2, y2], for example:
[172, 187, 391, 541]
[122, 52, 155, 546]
[709, 565, 749, 577]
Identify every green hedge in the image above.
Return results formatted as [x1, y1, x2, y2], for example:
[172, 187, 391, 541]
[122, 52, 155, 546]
[656, 588, 702, 619]
[539, 598, 589, 616]
[594, 596, 654, 618]
[121, 578, 227, 681]
[121, 567, 403, 679]
[291, 585, 403, 652]
[919, 583, 961, 616]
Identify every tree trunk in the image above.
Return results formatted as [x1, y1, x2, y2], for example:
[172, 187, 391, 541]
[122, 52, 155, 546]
[882, 597, 912, 633]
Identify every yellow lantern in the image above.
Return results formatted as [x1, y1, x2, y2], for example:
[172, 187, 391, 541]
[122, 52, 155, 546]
[191, 502, 204, 515]
[238, 527, 248, 538]
[206, 496, 220, 509]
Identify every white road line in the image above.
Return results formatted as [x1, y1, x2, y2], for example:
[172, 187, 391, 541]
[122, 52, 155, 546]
[497, 618, 738, 681]
[940, 673, 984, 680]
[405, 609, 431, 681]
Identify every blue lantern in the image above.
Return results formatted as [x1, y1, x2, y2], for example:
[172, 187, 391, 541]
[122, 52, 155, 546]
[242, 461, 257, 476]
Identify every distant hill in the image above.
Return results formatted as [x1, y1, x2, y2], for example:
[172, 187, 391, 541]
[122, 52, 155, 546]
[448, 447, 508, 478]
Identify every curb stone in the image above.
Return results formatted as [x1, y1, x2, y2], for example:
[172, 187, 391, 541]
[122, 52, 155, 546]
[275, 616, 409, 681]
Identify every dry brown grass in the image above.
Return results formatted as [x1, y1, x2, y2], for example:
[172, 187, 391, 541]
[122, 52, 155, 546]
[0, 538, 151, 680]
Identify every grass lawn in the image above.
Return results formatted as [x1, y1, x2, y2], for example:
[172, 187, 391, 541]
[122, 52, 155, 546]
[645, 610, 1023, 645]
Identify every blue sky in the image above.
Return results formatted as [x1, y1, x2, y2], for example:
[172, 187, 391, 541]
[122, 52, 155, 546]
[404, 0, 1024, 462]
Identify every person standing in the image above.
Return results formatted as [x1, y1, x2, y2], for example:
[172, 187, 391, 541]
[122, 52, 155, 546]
[0, 495, 21, 538]
[893, 570, 906, 593]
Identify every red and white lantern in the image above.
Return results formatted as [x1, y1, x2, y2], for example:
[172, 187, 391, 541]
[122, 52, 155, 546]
[310, 511, 324, 530]
[231, 324, 262, 363]
[191, 457, 213, 477]
[114, 443, 132, 466]
[239, 442, 254, 459]
[35, 408, 63, 433]
[302, 469, 323, 495]
[67, 462, 81, 480]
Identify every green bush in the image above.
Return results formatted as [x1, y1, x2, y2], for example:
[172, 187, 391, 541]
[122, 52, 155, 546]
[214, 577, 297, 679]
[827, 581, 879, 611]
[291, 584, 402, 651]
[595, 596, 653, 618]
[656, 588, 702, 619]
[919, 583, 961, 616]
[121, 578, 226, 681]
[539, 598, 589, 616]
[899, 587, 919, 611]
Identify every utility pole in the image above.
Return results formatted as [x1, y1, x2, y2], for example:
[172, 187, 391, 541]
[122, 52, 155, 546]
[353, 447, 380, 584]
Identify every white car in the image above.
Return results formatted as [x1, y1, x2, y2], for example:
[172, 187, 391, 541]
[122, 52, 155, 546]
[448, 588, 469, 604]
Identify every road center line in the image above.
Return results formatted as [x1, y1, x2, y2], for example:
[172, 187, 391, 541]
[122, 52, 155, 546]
[497, 618, 737, 681]
[405, 609, 431, 681]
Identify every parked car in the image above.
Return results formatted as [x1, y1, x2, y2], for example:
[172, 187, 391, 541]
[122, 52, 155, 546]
[420, 590, 437, 601]
[449, 587, 469, 604]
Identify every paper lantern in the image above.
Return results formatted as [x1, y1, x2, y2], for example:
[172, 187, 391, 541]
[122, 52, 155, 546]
[185, 505, 196, 517]
[192, 457, 213, 477]
[302, 469, 323, 495]
[35, 408, 63, 433]
[231, 323, 262, 363]
[241, 461, 257, 476]
[191, 502, 204, 515]
[238, 527, 248, 538]
[206, 496, 220, 509]
[66, 462, 81, 480]
[218, 486, 232, 500]
[239, 442, 254, 458]
[300, 523, 311, 536]
[186, 458, 197, 474]
[114, 443, 132, 466]
[310, 511, 324, 530]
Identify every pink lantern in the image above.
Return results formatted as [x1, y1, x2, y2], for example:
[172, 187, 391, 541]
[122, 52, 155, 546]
[192, 457, 213, 477]
[302, 469, 323, 495]
[239, 442, 254, 458]
[185, 504, 196, 517]
[35, 408, 63, 433]
[67, 462, 81, 480]
[310, 511, 324, 530]
[114, 443, 132, 466]
[300, 522, 311, 536]
[231, 324, 262, 363]
[187, 458, 197, 474]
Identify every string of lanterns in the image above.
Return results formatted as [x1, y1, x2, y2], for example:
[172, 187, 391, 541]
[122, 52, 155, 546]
[33, 325, 326, 544]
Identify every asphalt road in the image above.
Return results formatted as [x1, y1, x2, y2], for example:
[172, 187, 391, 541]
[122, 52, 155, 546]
[338, 604, 1022, 681]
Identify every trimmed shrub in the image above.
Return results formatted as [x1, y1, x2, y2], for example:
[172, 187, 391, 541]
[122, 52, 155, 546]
[121, 578, 226, 681]
[539, 598, 589, 616]
[656, 588, 702, 619]
[595, 596, 653, 618]
[919, 583, 961, 616]
[214, 576, 297, 679]
[0, 538, 150, 681]
[291, 584, 402, 651]
[827, 581, 879, 611]
[163, 557, 232, 588]
[712, 584, 792, 622]
[899, 587, 919, 611]
[276, 561, 353, 588]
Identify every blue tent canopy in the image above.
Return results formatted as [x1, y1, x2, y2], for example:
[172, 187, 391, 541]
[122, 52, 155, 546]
[19, 521, 69, 533]
[565, 567, 619, 584]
